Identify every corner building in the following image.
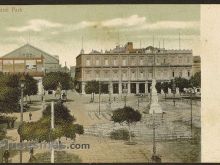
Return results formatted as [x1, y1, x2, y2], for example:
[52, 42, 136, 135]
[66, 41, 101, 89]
[75, 42, 193, 94]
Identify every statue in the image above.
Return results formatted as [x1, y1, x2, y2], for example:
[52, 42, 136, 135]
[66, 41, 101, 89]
[149, 79, 163, 114]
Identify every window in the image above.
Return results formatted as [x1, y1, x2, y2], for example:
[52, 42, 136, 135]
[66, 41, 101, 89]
[86, 58, 90, 66]
[179, 71, 182, 77]
[113, 71, 118, 79]
[140, 58, 143, 65]
[172, 71, 175, 77]
[187, 57, 190, 63]
[95, 71, 100, 79]
[122, 71, 126, 79]
[122, 59, 126, 66]
[148, 70, 153, 78]
[131, 58, 135, 66]
[104, 58, 108, 66]
[163, 58, 166, 63]
[113, 58, 117, 66]
[131, 71, 135, 79]
[188, 71, 190, 77]
[178, 57, 182, 64]
[157, 58, 160, 64]
[96, 59, 99, 66]
[140, 71, 144, 79]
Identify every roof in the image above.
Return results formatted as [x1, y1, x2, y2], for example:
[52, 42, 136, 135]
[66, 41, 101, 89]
[1, 43, 59, 62]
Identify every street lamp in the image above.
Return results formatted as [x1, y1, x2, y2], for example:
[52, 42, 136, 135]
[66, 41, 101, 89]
[189, 83, 193, 138]
[19, 75, 25, 163]
[172, 79, 176, 106]
[98, 80, 101, 115]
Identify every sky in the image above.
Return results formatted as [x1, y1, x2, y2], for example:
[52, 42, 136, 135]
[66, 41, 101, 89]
[0, 5, 200, 66]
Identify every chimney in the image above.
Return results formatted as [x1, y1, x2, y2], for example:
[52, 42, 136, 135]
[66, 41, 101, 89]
[125, 42, 133, 52]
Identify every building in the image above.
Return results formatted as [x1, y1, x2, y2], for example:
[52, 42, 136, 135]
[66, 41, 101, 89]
[75, 42, 193, 94]
[0, 43, 61, 94]
[192, 56, 201, 75]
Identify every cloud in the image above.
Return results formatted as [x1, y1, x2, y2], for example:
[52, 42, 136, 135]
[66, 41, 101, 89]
[63, 15, 199, 32]
[101, 14, 146, 27]
[7, 19, 63, 32]
[65, 15, 146, 31]
[137, 21, 200, 31]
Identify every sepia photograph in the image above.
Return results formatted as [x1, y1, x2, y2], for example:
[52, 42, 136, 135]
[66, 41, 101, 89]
[0, 4, 201, 163]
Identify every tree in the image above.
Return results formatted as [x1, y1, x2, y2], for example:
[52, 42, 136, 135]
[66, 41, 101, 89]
[111, 106, 141, 144]
[42, 72, 73, 92]
[84, 81, 99, 102]
[18, 102, 83, 142]
[161, 82, 169, 99]
[174, 77, 190, 94]
[190, 72, 201, 88]
[24, 74, 38, 103]
[155, 82, 161, 93]
[0, 74, 20, 113]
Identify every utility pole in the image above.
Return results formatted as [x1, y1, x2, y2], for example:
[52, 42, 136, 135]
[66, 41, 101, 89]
[19, 76, 25, 163]
[172, 79, 176, 106]
[152, 112, 156, 157]
[190, 88, 193, 137]
[51, 101, 55, 163]
[98, 80, 101, 115]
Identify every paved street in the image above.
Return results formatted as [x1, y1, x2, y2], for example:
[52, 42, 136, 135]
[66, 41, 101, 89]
[4, 90, 200, 163]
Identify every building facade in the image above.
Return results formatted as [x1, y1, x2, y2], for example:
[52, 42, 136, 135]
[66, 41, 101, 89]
[75, 42, 193, 94]
[0, 44, 61, 94]
[192, 56, 201, 75]
[0, 44, 61, 74]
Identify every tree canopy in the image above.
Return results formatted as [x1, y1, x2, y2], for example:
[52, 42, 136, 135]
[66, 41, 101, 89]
[18, 102, 84, 142]
[42, 72, 73, 91]
[190, 72, 201, 88]
[111, 106, 141, 143]
[161, 82, 169, 94]
[0, 74, 20, 113]
[112, 106, 141, 124]
[173, 77, 190, 93]
[24, 74, 38, 97]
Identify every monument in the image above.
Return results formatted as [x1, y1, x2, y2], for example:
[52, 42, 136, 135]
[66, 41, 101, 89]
[149, 79, 163, 114]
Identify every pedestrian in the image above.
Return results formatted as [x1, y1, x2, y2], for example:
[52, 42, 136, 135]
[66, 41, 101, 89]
[3, 150, 10, 163]
[29, 112, 32, 121]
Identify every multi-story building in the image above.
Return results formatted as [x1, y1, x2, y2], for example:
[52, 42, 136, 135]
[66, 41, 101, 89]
[192, 56, 201, 75]
[75, 42, 193, 94]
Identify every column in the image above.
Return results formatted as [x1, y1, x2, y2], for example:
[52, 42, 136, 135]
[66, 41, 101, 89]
[145, 81, 148, 94]
[109, 81, 113, 94]
[82, 82, 85, 94]
[128, 81, 131, 94]
[119, 81, 122, 94]
[136, 83, 139, 94]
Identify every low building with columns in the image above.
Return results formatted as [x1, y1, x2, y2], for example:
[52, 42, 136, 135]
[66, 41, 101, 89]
[0, 43, 61, 95]
[75, 42, 193, 94]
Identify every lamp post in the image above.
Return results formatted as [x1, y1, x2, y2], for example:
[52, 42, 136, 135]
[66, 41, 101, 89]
[189, 84, 193, 138]
[172, 79, 176, 106]
[19, 75, 25, 163]
[98, 80, 101, 115]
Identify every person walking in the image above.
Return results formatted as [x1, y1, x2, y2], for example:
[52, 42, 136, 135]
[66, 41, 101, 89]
[29, 112, 32, 121]
[3, 150, 10, 163]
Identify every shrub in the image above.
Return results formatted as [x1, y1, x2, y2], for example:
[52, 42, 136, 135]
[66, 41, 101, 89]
[110, 128, 135, 140]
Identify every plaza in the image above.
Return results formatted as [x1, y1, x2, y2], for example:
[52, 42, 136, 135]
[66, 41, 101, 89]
[2, 90, 201, 163]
